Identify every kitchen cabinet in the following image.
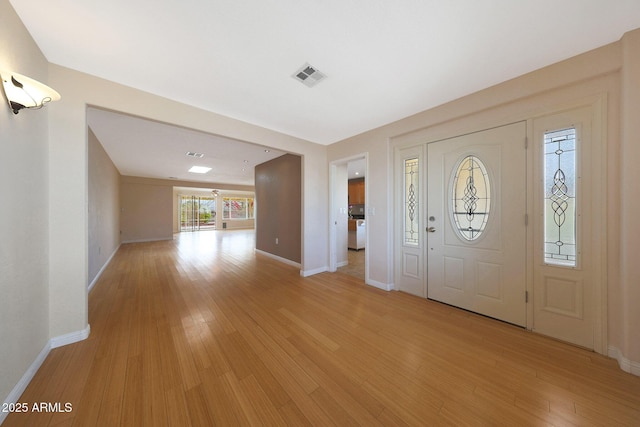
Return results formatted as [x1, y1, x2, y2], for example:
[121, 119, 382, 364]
[348, 178, 365, 204]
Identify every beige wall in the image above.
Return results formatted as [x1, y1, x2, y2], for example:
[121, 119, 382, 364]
[0, 0, 51, 407]
[120, 176, 174, 242]
[255, 154, 302, 264]
[88, 129, 121, 286]
[619, 29, 640, 368]
[328, 30, 640, 372]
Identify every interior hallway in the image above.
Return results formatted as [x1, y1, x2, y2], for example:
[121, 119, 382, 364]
[5, 230, 640, 426]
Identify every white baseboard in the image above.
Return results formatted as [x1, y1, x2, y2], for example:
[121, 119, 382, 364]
[50, 325, 91, 349]
[121, 237, 172, 244]
[255, 249, 302, 269]
[88, 244, 120, 293]
[0, 341, 50, 425]
[1, 325, 90, 425]
[300, 266, 328, 277]
[608, 346, 640, 376]
[366, 278, 394, 291]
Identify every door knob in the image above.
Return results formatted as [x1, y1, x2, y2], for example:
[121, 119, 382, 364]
[426, 227, 436, 232]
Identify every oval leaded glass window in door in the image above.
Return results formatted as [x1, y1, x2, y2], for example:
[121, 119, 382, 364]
[451, 155, 491, 241]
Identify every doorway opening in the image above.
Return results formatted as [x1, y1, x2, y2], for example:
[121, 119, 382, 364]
[329, 154, 368, 281]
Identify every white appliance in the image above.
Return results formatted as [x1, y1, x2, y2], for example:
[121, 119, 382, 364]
[348, 220, 365, 250]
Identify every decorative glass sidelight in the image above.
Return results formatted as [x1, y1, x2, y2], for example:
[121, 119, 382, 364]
[452, 155, 491, 241]
[404, 157, 419, 245]
[543, 128, 577, 266]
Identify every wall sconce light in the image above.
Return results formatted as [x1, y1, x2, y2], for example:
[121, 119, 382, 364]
[1, 70, 61, 114]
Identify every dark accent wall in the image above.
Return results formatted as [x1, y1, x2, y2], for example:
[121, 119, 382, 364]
[255, 154, 302, 263]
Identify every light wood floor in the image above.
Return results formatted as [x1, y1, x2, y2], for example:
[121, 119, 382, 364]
[5, 230, 640, 426]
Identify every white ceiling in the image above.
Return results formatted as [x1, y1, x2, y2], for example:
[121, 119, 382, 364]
[10, 1, 640, 184]
[87, 107, 285, 186]
[348, 159, 366, 180]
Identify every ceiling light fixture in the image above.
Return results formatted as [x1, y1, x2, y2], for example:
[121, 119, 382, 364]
[188, 166, 211, 174]
[1, 70, 61, 114]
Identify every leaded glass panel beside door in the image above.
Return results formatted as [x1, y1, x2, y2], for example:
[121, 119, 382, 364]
[532, 105, 599, 351]
[404, 158, 419, 246]
[543, 128, 577, 267]
[395, 144, 425, 297]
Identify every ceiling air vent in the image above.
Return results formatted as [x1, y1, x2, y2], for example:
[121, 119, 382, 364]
[186, 151, 204, 158]
[292, 63, 326, 88]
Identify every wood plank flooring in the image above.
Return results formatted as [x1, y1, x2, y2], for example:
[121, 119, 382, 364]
[5, 230, 640, 426]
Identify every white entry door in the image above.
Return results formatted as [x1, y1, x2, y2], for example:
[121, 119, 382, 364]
[426, 122, 527, 326]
